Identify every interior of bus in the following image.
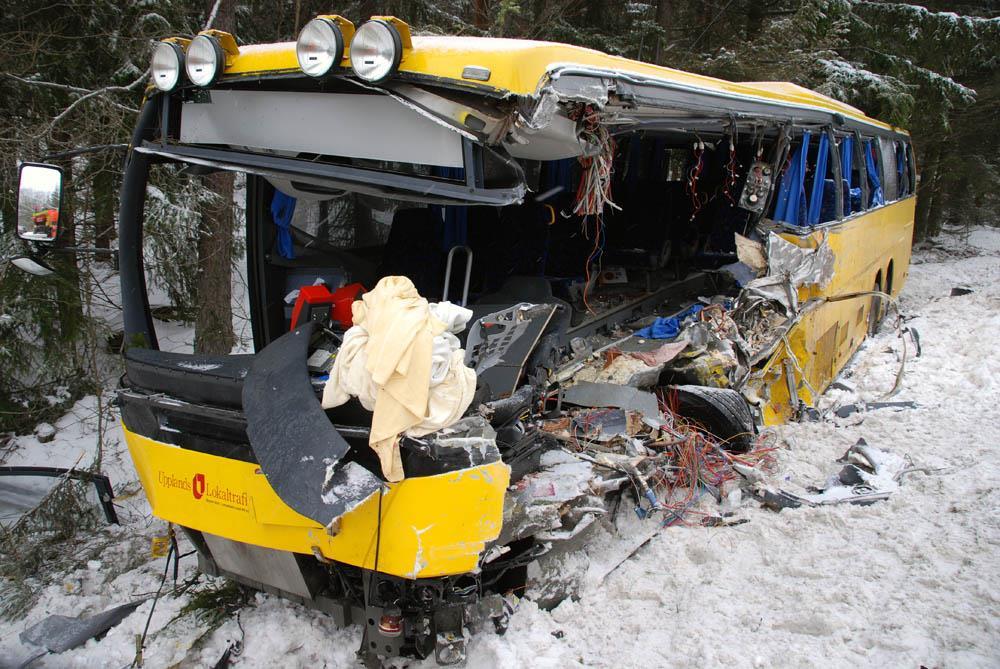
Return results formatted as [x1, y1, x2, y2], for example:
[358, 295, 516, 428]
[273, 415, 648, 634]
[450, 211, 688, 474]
[243, 122, 914, 351]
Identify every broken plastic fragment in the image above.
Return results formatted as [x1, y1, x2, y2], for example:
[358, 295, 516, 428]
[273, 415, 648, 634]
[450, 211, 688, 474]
[20, 600, 145, 654]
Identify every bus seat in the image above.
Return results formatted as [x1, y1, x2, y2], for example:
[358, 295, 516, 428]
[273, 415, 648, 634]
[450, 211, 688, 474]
[819, 178, 839, 224]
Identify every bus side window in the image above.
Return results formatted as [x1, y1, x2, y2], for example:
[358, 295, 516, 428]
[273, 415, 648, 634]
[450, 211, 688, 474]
[896, 140, 914, 198]
[839, 135, 865, 216]
[879, 137, 899, 202]
[808, 130, 839, 224]
[862, 138, 884, 208]
[771, 130, 840, 226]
[771, 132, 811, 226]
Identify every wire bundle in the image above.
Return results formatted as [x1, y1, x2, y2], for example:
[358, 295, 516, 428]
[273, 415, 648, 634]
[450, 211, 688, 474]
[570, 104, 620, 217]
[723, 137, 740, 204]
[685, 141, 706, 220]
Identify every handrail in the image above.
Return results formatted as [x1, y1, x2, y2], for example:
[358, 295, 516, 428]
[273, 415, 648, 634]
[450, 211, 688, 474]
[442, 245, 473, 306]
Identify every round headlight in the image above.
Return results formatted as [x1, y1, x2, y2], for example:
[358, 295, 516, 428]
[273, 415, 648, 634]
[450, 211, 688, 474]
[297, 18, 345, 77]
[185, 34, 224, 87]
[350, 20, 402, 84]
[151, 42, 185, 91]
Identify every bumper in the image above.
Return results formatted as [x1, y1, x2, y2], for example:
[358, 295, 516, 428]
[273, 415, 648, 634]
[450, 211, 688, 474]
[123, 424, 510, 579]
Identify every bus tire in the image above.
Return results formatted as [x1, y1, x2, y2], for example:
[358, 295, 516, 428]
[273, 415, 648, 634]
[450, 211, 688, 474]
[668, 385, 757, 452]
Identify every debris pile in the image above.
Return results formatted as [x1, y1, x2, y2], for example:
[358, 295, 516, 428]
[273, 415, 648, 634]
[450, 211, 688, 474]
[754, 438, 915, 509]
[501, 384, 779, 552]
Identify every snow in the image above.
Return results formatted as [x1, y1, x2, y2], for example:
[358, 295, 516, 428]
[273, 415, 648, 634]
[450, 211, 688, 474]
[176, 361, 222, 372]
[1, 227, 998, 667]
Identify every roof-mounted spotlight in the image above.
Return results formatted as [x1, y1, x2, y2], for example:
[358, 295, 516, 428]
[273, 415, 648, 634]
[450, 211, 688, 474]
[297, 15, 355, 78]
[185, 30, 239, 87]
[350, 17, 411, 84]
[150, 39, 189, 92]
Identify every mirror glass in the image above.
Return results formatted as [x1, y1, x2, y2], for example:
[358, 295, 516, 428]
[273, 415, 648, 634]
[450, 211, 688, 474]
[17, 164, 63, 242]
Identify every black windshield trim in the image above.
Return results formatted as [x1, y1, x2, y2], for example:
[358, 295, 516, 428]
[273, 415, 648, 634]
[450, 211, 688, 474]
[136, 141, 525, 206]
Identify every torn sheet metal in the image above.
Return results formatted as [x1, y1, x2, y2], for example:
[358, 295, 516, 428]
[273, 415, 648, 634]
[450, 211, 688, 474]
[561, 381, 660, 417]
[504, 72, 616, 161]
[756, 439, 909, 509]
[499, 450, 615, 546]
[735, 233, 768, 274]
[766, 232, 835, 288]
[402, 416, 502, 474]
[743, 232, 835, 313]
[20, 600, 145, 654]
[833, 401, 918, 419]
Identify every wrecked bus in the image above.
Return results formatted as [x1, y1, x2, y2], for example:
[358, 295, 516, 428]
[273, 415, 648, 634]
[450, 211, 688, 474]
[14, 15, 916, 666]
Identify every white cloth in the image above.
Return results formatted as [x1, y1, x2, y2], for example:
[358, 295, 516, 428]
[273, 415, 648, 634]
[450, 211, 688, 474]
[428, 302, 472, 387]
[321, 278, 477, 481]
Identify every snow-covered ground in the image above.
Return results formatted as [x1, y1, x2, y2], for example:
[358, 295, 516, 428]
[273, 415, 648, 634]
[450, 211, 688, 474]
[1, 227, 997, 668]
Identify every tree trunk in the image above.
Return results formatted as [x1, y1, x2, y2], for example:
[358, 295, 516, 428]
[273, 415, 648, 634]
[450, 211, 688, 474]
[745, 3, 764, 41]
[472, 0, 491, 31]
[655, 0, 671, 63]
[194, 171, 236, 354]
[194, 0, 236, 355]
[913, 138, 943, 241]
[51, 133, 84, 351]
[1, 157, 15, 236]
[656, 0, 671, 29]
[358, 1, 378, 21]
[91, 158, 116, 251]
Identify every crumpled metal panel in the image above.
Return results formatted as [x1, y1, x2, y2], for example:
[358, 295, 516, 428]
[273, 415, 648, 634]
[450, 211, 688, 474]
[743, 232, 835, 312]
[766, 232, 835, 289]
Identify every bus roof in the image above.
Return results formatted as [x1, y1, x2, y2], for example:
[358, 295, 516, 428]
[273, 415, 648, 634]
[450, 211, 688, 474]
[223, 35, 899, 133]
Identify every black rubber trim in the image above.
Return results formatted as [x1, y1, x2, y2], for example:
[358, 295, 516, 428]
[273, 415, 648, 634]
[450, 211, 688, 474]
[124, 347, 252, 409]
[242, 322, 380, 525]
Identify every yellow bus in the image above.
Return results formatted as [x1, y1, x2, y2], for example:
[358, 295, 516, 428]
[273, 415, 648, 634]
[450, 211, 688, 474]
[17, 15, 916, 665]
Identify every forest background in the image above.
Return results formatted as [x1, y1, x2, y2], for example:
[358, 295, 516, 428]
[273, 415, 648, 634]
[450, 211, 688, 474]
[1, 0, 997, 436]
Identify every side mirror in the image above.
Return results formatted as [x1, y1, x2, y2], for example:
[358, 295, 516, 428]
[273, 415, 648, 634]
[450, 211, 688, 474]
[16, 163, 64, 243]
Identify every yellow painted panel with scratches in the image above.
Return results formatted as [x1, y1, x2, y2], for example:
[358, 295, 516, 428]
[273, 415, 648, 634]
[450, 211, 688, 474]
[123, 426, 510, 578]
[750, 197, 916, 425]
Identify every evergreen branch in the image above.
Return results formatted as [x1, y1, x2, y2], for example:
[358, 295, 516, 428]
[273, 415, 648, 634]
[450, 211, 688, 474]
[39, 69, 149, 138]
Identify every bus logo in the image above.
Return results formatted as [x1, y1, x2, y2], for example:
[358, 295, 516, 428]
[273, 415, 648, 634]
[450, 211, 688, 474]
[192, 473, 206, 499]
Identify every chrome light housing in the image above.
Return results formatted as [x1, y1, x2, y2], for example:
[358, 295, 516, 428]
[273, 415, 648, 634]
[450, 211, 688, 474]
[350, 19, 402, 84]
[185, 34, 224, 87]
[297, 17, 346, 77]
[151, 41, 185, 91]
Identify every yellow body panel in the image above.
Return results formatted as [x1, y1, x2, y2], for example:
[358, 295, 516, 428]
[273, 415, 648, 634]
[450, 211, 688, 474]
[750, 196, 916, 424]
[123, 426, 510, 578]
[223, 35, 897, 132]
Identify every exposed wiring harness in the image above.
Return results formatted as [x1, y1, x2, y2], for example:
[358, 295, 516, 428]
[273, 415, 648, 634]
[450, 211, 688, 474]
[685, 140, 706, 220]
[569, 104, 619, 217]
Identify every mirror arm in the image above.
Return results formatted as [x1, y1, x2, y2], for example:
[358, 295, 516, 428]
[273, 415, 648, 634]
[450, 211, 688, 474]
[50, 246, 117, 257]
